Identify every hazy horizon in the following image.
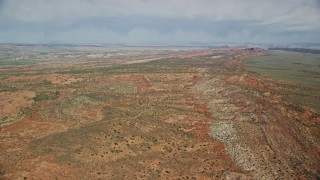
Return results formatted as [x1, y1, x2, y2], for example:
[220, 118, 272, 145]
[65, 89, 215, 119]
[1, 0, 320, 44]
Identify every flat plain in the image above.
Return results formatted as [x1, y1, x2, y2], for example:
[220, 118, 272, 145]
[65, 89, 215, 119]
[0, 44, 319, 179]
[246, 50, 320, 112]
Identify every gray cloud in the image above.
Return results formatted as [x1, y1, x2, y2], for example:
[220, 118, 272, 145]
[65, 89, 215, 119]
[0, 0, 319, 44]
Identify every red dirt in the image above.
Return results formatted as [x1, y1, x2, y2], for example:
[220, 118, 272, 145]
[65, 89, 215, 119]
[0, 90, 35, 120]
[2, 156, 75, 180]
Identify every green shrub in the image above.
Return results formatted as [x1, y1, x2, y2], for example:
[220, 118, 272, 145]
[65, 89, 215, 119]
[33, 91, 60, 101]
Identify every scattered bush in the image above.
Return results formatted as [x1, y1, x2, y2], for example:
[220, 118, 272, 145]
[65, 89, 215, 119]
[33, 91, 60, 101]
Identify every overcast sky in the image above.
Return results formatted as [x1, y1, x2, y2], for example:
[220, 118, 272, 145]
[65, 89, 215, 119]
[0, 0, 320, 44]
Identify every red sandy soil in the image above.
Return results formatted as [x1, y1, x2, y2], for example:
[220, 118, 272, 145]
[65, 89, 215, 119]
[0, 90, 35, 119]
